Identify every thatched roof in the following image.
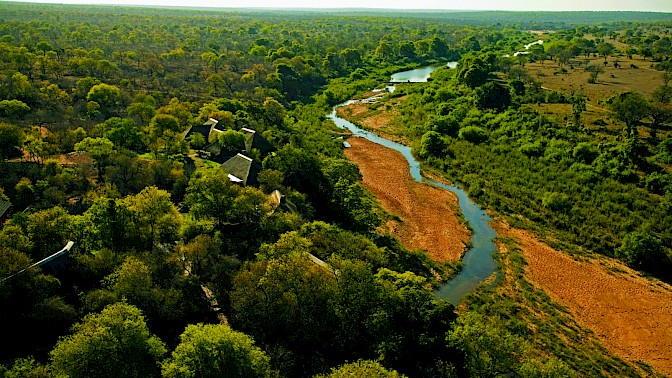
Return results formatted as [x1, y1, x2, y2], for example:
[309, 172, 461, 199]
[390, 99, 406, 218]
[183, 118, 219, 145]
[221, 153, 261, 186]
[268, 190, 299, 214]
[241, 127, 276, 156]
[203, 142, 237, 163]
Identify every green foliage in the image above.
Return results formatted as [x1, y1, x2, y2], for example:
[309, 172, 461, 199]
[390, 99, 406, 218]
[316, 360, 404, 378]
[456, 55, 490, 88]
[161, 324, 271, 378]
[475, 82, 512, 111]
[418, 130, 446, 158]
[606, 92, 650, 139]
[0, 123, 24, 161]
[86, 83, 121, 110]
[448, 311, 525, 377]
[572, 143, 598, 164]
[0, 100, 31, 118]
[217, 129, 246, 152]
[615, 231, 670, 273]
[459, 126, 488, 144]
[50, 302, 167, 378]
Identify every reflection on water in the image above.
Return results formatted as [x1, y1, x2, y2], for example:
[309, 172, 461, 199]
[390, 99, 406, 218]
[327, 80, 498, 304]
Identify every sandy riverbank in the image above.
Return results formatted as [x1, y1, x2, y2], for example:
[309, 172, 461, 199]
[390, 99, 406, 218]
[344, 136, 469, 262]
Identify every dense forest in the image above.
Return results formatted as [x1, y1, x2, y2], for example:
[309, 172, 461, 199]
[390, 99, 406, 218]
[0, 2, 671, 377]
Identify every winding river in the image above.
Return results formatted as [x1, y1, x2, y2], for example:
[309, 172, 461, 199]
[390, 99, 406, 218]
[327, 64, 498, 305]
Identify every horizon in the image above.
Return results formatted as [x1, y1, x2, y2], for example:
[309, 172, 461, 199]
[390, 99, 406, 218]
[7, 0, 672, 13]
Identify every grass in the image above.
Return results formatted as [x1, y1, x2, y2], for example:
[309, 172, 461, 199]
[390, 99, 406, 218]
[463, 237, 659, 377]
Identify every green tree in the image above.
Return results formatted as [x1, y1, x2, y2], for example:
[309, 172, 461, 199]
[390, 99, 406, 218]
[100, 117, 145, 151]
[585, 64, 604, 84]
[86, 83, 121, 113]
[123, 186, 181, 248]
[616, 231, 669, 273]
[317, 360, 404, 378]
[418, 131, 446, 158]
[50, 302, 167, 378]
[608, 92, 650, 139]
[161, 323, 271, 378]
[217, 129, 246, 152]
[448, 312, 525, 378]
[597, 42, 615, 61]
[475, 82, 512, 111]
[0, 122, 24, 161]
[75, 137, 115, 178]
[0, 99, 31, 118]
[570, 92, 586, 129]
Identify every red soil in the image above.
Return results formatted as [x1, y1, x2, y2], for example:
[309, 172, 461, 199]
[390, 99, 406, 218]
[344, 137, 469, 262]
[497, 223, 672, 376]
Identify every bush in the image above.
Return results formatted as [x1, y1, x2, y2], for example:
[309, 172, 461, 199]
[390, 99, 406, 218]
[616, 231, 669, 273]
[572, 142, 599, 164]
[542, 192, 571, 213]
[459, 126, 488, 144]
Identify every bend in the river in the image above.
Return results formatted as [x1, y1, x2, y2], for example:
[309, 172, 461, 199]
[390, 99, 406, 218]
[327, 64, 499, 305]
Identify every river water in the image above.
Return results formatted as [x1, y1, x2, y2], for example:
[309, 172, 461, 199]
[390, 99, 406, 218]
[327, 64, 498, 305]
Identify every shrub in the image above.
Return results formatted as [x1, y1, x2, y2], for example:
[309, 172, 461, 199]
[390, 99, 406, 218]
[459, 126, 488, 144]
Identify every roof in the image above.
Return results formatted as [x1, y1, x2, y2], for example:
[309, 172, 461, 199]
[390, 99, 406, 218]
[0, 199, 11, 219]
[183, 118, 220, 145]
[241, 127, 276, 156]
[203, 142, 237, 163]
[1, 241, 74, 283]
[268, 190, 299, 214]
[221, 153, 261, 186]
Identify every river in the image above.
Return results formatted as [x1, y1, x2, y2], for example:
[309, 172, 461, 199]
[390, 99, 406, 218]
[327, 64, 498, 305]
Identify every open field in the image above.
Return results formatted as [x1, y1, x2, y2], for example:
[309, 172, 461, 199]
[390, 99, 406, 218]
[527, 55, 665, 102]
[343, 137, 470, 262]
[496, 222, 672, 376]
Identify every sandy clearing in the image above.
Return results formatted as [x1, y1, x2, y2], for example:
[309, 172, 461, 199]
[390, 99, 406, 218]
[496, 222, 672, 376]
[344, 136, 469, 262]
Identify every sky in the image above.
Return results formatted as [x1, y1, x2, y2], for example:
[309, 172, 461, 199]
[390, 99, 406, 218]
[8, 0, 672, 12]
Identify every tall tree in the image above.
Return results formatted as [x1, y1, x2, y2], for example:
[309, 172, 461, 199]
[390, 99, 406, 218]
[161, 323, 272, 378]
[50, 302, 167, 378]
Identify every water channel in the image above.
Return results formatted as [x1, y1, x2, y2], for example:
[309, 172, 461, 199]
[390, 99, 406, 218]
[327, 64, 498, 305]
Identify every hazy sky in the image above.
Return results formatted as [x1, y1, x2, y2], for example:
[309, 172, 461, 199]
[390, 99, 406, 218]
[10, 0, 672, 12]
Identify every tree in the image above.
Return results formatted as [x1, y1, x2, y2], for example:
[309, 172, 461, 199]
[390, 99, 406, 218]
[585, 64, 604, 84]
[418, 131, 446, 158]
[0, 99, 31, 118]
[607, 92, 650, 139]
[616, 231, 669, 273]
[86, 83, 121, 113]
[597, 42, 615, 61]
[570, 92, 587, 129]
[50, 302, 167, 378]
[161, 323, 271, 378]
[317, 360, 404, 378]
[75, 137, 115, 179]
[456, 56, 489, 88]
[475, 82, 511, 111]
[217, 129, 246, 152]
[0, 122, 24, 161]
[123, 186, 182, 248]
[100, 117, 145, 151]
[448, 312, 525, 378]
